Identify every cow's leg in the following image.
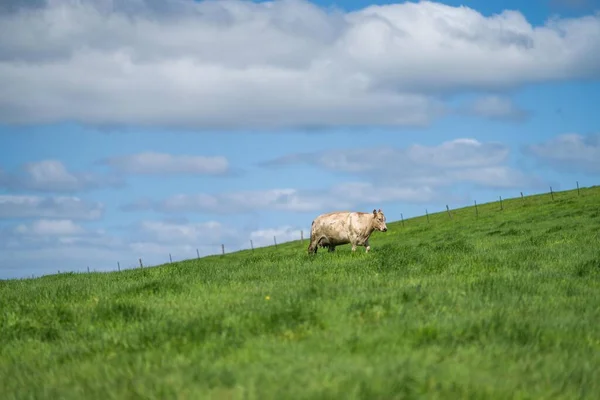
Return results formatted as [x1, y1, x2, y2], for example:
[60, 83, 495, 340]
[365, 239, 371, 253]
[351, 243, 357, 252]
[328, 245, 336, 252]
[313, 236, 328, 254]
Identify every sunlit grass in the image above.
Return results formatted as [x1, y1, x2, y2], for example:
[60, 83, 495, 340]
[1, 186, 599, 399]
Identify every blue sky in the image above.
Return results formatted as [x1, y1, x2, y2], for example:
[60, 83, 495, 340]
[1, 0, 599, 279]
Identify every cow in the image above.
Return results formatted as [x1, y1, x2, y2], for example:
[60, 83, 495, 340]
[307, 208, 388, 254]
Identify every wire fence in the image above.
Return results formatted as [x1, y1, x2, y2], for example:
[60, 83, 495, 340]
[24, 181, 595, 280]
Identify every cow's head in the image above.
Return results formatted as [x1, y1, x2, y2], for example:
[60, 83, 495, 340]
[372, 208, 388, 232]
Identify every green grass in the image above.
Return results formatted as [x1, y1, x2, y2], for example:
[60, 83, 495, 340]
[2, 186, 600, 399]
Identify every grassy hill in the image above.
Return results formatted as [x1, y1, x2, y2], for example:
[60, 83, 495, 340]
[1, 186, 600, 399]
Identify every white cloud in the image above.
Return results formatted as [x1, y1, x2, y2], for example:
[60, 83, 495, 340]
[25, 160, 80, 187]
[525, 133, 600, 173]
[123, 189, 315, 214]
[407, 138, 510, 169]
[160, 188, 320, 213]
[329, 182, 438, 204]
[461, 95, 530, 122]
[134, 220, 239, 245]
[1, 0, 599, 129]
[0, 195, 104, 220]
[0, 159, 123, 192]
[123, 182, 436, 216]
[14, 219, 84, 236]
[262, 138, 511, 173]
[444, 166, 535, 188]
[260, 138, 537, 189]
[99, 152, 230, 175]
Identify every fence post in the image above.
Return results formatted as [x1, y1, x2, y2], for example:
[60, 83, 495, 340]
[446, 205, 452, 220]
[87, 266, 90, 273]
[300, 230, 304, 243]
[139, 258, 143, 268]
[196, 248, 200, 259]
[520, 192, 524, 204]
[474, 200, 479, 217]
[274, 236, 278, 247]
[169, 253, 172, 263]
[401, 213, 404, 227]
[577, 181, 580, 196]
[425, 209, 430, 223]
[250, 240, 254, 251]
[221, 244, 225, 255]
[117, 262, 120, 272]
[550, 186, 554, 201]
[499, 196, 503, 210]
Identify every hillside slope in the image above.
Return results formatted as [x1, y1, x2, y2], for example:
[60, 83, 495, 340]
[1, 186, 600, 399]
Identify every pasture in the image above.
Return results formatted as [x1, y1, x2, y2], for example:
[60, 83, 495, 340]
[1, 186, 600, 399]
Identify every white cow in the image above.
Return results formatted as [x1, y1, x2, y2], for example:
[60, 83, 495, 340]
[307, 208, 388, 254]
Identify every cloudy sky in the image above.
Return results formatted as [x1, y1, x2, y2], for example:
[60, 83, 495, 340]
[1, 0, 599, 279]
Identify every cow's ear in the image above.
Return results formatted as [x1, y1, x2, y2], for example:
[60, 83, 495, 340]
[378, 208, 382, 213]
[373, 209, 377, 215]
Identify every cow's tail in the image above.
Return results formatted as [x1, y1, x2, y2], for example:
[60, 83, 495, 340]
[307, 219, 317, 254]
[310, 219, 317, 236]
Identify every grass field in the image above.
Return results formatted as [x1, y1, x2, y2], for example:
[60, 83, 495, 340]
[1, 186, 600, 399]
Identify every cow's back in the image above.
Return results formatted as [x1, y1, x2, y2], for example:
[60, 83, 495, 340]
[311, 211, 352, 243]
